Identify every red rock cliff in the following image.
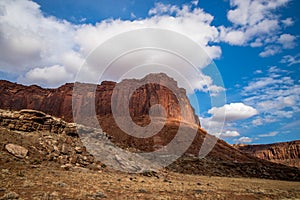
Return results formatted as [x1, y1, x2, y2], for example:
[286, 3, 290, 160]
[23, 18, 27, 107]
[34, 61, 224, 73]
[233, 140, 300, 168]
[0, 73, 200, 126]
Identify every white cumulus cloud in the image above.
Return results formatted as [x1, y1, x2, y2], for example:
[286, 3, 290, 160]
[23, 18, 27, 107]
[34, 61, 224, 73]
[277, 34, 297, 49]
[259, 131, 278, 137]
[220, 29, 246, 45]
[208, 103, 258, 122]
[0, 0, 297, 90]
[281, 17, 294, 27]
[280, 54, 300, 66]
[259, 46, 281, 57]
[0, 0, 79, 87]
[18, 65, 74, 87]
[200, 103, 257, 138]
[243, 66, 300, 126]
[220, 0, 296, 57]
[220, 130, 240, 138]
[234, 136, 252, 143]
[0, 0, 224, 91]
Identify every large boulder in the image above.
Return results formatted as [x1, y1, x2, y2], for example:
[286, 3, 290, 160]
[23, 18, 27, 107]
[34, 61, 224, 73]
[5, 143, 28, 158]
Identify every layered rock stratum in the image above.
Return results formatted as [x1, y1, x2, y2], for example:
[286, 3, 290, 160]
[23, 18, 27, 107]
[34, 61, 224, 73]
[233, 141, 300, 168]
[0, 73, 199, 126]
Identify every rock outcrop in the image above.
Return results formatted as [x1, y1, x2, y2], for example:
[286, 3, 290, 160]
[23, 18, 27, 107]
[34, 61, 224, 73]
[0, 109, 162, 172]
[0, 109, 100, 169]
[0, 109, 76, 135]
[0, 73, 200, 126]
[233, 141, 300, 168]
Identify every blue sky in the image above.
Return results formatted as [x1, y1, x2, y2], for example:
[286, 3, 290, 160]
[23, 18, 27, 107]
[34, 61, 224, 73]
[0, 0, 299, 144]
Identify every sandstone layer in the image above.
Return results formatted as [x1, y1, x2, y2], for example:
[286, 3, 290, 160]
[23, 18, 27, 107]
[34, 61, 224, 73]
[0, 73, 200, 126]
[233, 141, 300, 168]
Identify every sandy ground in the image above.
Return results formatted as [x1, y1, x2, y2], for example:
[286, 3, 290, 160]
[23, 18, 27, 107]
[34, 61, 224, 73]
[1, 163, 300, 200]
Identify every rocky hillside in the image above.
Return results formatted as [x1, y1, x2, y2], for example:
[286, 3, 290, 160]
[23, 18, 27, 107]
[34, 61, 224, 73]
[1, 109, 299, 181]
[0, 73, 199, 126]
[0, 109, 101, 170]
[233, 141, 300, 168]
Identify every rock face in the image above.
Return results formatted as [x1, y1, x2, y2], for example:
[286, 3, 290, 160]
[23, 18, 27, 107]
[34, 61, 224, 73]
[233, 141, 300, 168]
[0, 81, 74, 122]
[112, 73, 199, 125]
[0, 73, 200, 126]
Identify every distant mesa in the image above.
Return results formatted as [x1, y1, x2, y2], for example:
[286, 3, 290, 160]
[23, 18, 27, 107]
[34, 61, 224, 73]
[233, 141, 300, 168]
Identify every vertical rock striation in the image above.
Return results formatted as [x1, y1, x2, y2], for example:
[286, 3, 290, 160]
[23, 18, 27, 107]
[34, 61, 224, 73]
[233, 141, 300, 168]
[0, 73, 200, 126]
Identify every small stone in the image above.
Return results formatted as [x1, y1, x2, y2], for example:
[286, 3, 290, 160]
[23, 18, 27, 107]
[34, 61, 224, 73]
[55, 182, 66, 187]
[1, 169, 10, 174]
[137, 189, 147, 193]
[0, 191, 19, 200]
[50, 191, 59, 197]
[5, 143, 28, 158]
[61, 144, 69, 155]
[72, 166, 90, 173]
[194, 189, 203, 194]
[8, 123, 15, 129]
[60, 164, 72, 170]
[142, 170, 157, 177]
[93, 191, 107, 198]
[87, 163, 99, 171]
[75, 146, 82, 153]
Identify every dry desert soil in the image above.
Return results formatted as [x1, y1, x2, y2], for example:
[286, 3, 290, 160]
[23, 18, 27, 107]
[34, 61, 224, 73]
[1, 157, 300, 200]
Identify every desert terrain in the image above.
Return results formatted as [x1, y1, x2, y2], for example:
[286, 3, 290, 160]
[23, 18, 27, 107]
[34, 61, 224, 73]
[0, 76, 299, 199]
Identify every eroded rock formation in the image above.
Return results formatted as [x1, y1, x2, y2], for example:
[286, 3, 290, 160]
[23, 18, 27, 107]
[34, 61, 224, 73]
[0, 73, 199, 126]
[0, 109, 76, 134]
[233, 141, 300, 168]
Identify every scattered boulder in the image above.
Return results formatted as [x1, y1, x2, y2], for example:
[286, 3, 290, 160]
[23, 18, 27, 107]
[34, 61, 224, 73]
[5, 144, 28, 159]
